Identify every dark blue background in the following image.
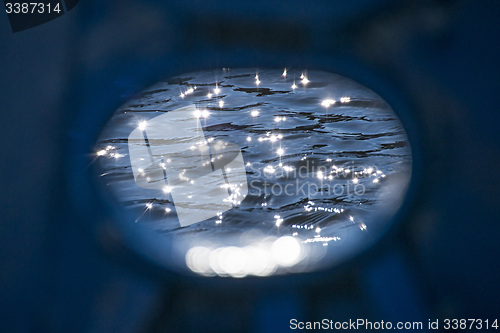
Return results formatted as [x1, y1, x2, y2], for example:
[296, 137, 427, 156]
[1, 1, 499, 332]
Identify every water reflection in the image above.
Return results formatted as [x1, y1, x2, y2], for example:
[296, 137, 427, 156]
[94, 68, 412, 276]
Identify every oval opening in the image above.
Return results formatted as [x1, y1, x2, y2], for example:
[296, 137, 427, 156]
[93, 68, 413, 277]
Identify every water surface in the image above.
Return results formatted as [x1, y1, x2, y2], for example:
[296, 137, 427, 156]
[94, 68, 412, 277]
